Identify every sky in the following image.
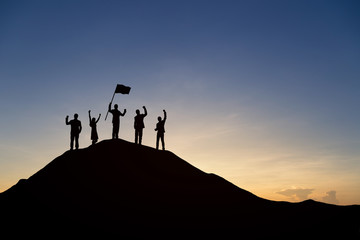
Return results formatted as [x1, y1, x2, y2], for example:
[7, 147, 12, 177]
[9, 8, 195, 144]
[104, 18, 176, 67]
[1, 0, 360, 205]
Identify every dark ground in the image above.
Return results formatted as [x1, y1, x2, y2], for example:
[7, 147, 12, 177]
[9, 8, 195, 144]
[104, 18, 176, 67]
[1, 139, 359, 239]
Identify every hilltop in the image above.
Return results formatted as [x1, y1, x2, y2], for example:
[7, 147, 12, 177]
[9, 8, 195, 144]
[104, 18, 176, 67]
[1, 139, 359, 238]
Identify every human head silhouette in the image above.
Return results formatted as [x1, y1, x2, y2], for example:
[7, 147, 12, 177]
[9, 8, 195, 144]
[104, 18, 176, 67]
[74, 113, 78, 119]
[136, 109, 140, 115]
[158, 116, 162, 122]
[92, 117, 96, 123]
[114, 104, 118, 109]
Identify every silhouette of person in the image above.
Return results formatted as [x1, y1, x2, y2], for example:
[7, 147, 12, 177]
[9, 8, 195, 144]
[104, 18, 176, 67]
[65, 113, 82, 150]
[134, 106, 147, 145]
[88, 110, 101, 145]
[108, 103, 126, 139]
[155, 110, 167, 150]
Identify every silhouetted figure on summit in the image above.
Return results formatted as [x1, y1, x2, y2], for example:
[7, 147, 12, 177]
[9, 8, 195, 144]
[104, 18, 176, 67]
[108, 103, 126, 139]
[88, 110, 101, 145]
[65, 113, 82, 150]
[134, 106, 147, 145]
[155, 110, 167, 150]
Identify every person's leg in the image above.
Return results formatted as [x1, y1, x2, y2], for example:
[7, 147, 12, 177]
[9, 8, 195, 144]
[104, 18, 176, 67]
[70, 134, 74, 150]
[135, 130, 138, 144]
[115, 125, 119, 139]
[156, 133, 159, 150]
[139, 129, 143, 145]
[161, 134, 165, 150]
[75, 134, 79, 150]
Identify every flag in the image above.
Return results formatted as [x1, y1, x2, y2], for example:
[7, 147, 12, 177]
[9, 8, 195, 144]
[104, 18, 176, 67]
[115, 84, 131, 94]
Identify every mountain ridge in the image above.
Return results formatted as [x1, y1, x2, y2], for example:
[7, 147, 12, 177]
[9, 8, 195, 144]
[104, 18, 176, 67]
[1, 139, 359, 238]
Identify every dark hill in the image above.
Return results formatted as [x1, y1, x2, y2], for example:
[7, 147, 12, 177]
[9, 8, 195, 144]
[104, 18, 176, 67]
[1, 139, 359, 238]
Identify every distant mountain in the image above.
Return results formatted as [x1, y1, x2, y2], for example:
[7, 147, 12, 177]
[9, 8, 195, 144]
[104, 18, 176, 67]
[1, 139, 359, 238]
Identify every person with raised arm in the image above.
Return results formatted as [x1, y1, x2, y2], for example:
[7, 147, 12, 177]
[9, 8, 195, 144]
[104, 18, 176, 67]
[108, 103, 126, 139]
[134, 106, 147, 145]
[155, 110, 167, 150]
[65, 113, 82, 150]
[88, 110, 101, 145]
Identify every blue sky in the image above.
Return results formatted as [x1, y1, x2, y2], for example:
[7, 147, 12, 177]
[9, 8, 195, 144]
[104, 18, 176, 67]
[1, 0, 360, 204]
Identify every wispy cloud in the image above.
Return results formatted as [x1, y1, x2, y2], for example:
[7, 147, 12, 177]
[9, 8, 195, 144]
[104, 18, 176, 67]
[276, 187, 314, 201]
[322, 191, 339, 205]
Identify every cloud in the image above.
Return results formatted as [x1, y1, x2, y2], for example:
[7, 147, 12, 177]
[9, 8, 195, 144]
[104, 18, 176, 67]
[276, 187, 314, 201]
[322, 191, 339, 205]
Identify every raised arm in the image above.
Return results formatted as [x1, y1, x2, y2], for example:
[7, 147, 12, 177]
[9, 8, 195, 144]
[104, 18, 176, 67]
[88, 110, 92, 123]
[121, 109, 127, 117]
[108, 103, 112, 112]
[65, 115, 70, 125]
[163, 110, 167, 122]
[96, 114, 101, 123]
[143, 106, 147, 116]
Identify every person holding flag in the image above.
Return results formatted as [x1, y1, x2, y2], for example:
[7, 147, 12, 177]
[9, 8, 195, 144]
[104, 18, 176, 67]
[108, 103, 126, 139]
[105, 84, 131, 139]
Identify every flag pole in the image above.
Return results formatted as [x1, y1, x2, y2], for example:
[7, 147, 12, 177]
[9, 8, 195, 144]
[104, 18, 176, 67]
[104, 90, 116, 121]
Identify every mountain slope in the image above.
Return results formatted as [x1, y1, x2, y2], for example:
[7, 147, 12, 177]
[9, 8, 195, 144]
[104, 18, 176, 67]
[1, 139, 359, 238]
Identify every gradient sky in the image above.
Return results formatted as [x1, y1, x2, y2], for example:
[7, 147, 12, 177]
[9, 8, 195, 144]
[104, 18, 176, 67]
[1, 0, 360, 205]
